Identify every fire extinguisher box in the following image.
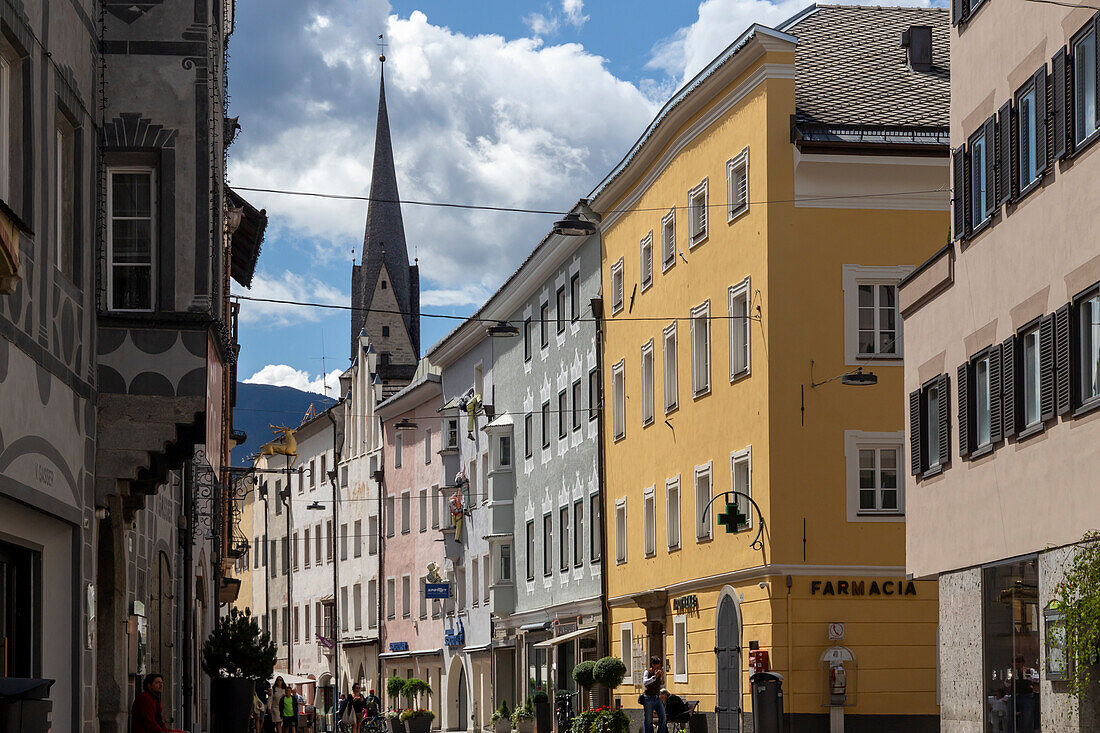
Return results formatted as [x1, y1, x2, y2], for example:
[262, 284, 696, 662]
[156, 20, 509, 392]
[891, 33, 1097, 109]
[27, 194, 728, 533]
[820, 646, 858, 707]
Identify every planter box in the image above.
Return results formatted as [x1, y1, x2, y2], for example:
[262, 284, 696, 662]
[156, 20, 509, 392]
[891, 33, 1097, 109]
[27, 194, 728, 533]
[388, 717, 407, 733]
[405, 716, 433, 733]
[211, 678, 254, 733]
[515, 719, 535, 733]
[494, 719, 511, 733]
[534, 702, 552, 733]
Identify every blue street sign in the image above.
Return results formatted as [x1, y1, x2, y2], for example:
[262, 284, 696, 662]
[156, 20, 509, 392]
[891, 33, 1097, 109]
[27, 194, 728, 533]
[389, 641, 409, 652]
[425, 583, 450, 599]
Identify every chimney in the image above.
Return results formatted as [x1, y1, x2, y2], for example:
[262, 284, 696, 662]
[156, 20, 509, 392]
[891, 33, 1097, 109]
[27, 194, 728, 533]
[900, 25, 933, 72]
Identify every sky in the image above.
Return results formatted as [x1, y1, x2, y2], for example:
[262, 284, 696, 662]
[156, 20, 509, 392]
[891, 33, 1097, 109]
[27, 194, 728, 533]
[229, 0, 937, 397]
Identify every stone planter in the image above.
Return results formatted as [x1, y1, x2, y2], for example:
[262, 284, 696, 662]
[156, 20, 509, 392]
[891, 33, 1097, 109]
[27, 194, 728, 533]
[210, 678, 254, 733]
[388, 716, 407, 733]
[405, 715, 433, 733]
[534, 702, 552, 733]
[515, 719, 535, 733]
[494, 719, 511, 733]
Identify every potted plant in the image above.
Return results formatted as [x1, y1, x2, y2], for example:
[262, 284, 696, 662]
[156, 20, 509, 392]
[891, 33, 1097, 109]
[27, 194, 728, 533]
[591, 707, 629, 733]
[569, 708, 600, 733]
[400, 679, 434, 733]
[511, 698, 535, 733]
[490, 700, 512, 733]
[386, 676, 408, 733]
[532, 689, 552, 733]
[200, 607, 276, 733]
[572, 661, 597, 711]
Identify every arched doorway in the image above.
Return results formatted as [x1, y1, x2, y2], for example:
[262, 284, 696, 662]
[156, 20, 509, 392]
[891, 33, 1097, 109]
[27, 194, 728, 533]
[445, 655, 469, 732]
[457, 665, 468, 731]
[715, 586, 742, 733]
[150, 551, 173, 712]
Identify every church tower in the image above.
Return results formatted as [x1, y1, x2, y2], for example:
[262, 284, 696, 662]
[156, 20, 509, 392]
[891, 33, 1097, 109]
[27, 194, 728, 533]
[351, 55, 421, 397]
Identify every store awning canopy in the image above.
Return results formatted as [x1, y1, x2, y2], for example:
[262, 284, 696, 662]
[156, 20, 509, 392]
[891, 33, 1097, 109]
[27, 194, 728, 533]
[532, 626, 597, 649]
[269, 674, 316, 686]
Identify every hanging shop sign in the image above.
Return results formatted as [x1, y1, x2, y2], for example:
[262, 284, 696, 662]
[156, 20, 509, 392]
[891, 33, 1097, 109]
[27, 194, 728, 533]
[425, 583, 451, 599]
[445, 619, 465, 647]
[810, 579, 917, 597]
[672, 594, 699, 613]
[389, 642, 409, 652]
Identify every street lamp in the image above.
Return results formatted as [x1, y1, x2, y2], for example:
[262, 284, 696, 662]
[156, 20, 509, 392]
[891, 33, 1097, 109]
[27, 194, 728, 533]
[486, 320, 520, 337]
[306, 501, 325, 511]
[809, 360, 878, 388]
[394, 418, 418, 431]
[551, 212, 598, 237]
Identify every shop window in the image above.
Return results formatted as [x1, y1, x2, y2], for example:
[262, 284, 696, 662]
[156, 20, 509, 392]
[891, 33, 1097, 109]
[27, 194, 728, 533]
[0, 540, 39, 677]
[982, 558, 1041, 732]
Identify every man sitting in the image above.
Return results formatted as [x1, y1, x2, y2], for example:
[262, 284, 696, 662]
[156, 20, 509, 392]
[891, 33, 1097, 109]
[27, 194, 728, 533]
[659, 689, 690, 723]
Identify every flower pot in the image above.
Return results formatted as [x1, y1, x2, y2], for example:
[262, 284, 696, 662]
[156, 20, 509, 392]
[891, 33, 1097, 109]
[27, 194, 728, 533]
[534, 702, 553, 733]
[406, 715, 433, 733]
[516, 719, 535, 733]
[389, 717, 407, 733]
[495, 719, 511, 733]
[211, 677, 254, 733]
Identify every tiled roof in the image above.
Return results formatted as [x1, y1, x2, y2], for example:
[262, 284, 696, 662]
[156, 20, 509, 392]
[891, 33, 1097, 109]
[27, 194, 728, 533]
[783, 5, 950, 129]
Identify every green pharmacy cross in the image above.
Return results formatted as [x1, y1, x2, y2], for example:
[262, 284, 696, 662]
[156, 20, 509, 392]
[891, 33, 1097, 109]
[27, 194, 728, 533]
[717, 503, 748, 533]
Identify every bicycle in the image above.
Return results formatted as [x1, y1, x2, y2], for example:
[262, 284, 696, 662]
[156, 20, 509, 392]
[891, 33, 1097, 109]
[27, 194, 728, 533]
[555, 691, 578, 733]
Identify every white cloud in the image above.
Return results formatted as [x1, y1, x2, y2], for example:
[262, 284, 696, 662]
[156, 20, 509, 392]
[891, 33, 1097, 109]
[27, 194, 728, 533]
[523, 12, 559, 36]
[647, 0, 936, 87]
[420, 284, 494, 308]
[561, 0, 589, 27]
[244, 364, 345, 398]
[233, 269, 347, 328]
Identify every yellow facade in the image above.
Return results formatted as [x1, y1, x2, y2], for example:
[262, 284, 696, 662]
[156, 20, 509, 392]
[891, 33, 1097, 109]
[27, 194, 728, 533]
[592, 21, 946, 730]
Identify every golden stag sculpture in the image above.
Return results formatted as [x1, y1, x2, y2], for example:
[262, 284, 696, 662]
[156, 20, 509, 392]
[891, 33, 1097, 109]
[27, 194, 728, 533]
[260, 424, 299, 467]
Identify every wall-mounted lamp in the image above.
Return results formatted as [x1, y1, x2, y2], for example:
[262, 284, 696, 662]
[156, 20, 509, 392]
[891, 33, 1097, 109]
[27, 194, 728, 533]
[809, 360, 878, 388]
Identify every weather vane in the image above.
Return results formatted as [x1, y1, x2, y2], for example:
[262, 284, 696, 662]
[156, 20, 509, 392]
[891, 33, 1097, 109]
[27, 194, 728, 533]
[378, 33, 388, 62]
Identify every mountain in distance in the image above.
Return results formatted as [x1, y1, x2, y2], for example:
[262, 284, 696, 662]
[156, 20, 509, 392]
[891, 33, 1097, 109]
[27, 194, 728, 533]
[231, 382, 336, 466]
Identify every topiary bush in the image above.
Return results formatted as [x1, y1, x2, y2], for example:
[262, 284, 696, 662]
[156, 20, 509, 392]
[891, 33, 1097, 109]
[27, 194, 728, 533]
[386, 674, 407, 706]
[572, 661, 596, 691]
[200, 607, 276, 680]
[592, 657, 627, 691]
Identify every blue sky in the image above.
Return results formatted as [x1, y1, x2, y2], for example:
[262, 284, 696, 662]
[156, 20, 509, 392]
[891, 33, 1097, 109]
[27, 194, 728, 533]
[228, 0, 933, 396]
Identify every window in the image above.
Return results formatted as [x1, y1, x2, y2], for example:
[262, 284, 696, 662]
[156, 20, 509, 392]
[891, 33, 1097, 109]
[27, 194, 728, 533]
[401, 491, 411, 534]
[1016, 71, 1046, 191]
[591, 494, 601, 561]
[570, 272, 581, 321]
[500, 544, 512, 582]
[560, 506, 570, 571]
[666, 477, 681, 550]
[55, 117, 76, 281]
[843, 266, 909, 362]
[394, 433, 402, 468]
[543, 513, 553, 576]
[526, 520, 536, 581]
[662, 323, 678, 412]
[341, 465, 348, 487]
[729, 279, 750, 378]
[910, 374, 949, 476]
[327, 519, 335, 561]
[350, 519, 361, 557]
[573, 500, 583, 568]
[0, 53, 10, 202]
[303, 528, 310, 566]
[614, 498, 627, 564]
[293, 606, 301, 644]
[860, 446, 900, 513]
[1079, 289, 1100, 406]
[969, 127, 991, 225]
[557, 285, 567, 333]
[694, 465, 712, 541]
[589, 368, 600, 421]
[640, 232, 653, 290]
[541, 301, 550, 347]
[283, 607, 290, 643]
[572, 380, 582, 430]
[640, 340, 655, 425]
[385, 497, 395, 538]
[611, 360, 626, 440]
[419, 577, 428, 619]
[558, 390, 568, 439]
[340, 587, 348, 631]
[353, 582, 363, 630]
[282, 537, 289, 575]
[524, 317, 533, 361]
[269, 539, 277, 578]
[471, 558, 480, 607]
[673, 615, 689, 683]
[661, 209, 676, 270]
[446, 419, 458, 449]
[982, 557, 1042, 721]
[690, 302, 711, 396]
[368, 515, 379, 554]
[274, 481, 282, 515]
[386, 578, 396, 619]
[304, 604, 311, 643]
[524, 413, 533, 458]
[611, 258, 625, 314]
[255, 536, 262, 569]
[382, 325, 390, 336]
[419, 489, 428, 532]
[542, 401, 551, 448]
[107, 167, 156, 311]
[688, 179, 708, 245]
[431, 487, 441, 528]
[367, 579, 378, 628]
[309, 460, 316, 490]
[425, 429, 432, 463]
[1022, 324, 1042, 428]
[498, 435, 512, 468]
[315, 525, 323, 561]
[727, 148, 749, 221]
[402, 576, 412, 618]
[1074, 26, 1098, 144]
[620, 624, 633, 677]
[643, 487, 656, 557]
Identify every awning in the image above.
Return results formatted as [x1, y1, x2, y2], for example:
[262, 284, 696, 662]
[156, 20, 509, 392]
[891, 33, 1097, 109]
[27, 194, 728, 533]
[226, 187, 267, 288]
[378, 647, 443, 659]
[269, 674, 316, 686]
[532, 626, 597, 649]
[520, 621, 551, 632]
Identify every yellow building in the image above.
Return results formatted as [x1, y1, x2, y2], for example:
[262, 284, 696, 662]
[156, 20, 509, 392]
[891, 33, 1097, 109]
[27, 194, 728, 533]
[591, 7, 949, 731]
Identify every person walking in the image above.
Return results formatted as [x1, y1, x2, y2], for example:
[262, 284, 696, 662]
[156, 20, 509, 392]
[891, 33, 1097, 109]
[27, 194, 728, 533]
[642, 657, 668, 733]
[131, 673, 169, 733]
[280, 684, 300, 732]
[270, 677, 288, 730]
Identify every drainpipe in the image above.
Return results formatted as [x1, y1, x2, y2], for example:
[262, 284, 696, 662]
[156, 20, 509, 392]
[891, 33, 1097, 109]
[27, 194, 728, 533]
[326, 407, 343, 716]
[591, 294, 608, 709]
[182, 464, 194, 733]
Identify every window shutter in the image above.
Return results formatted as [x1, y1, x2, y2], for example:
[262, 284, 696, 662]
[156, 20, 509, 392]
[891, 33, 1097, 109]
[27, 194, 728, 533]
[1040, 314, 1056, 421]
[989, 342, 1003, 444]
[984, 116, 997, 214]
[957, 363, 971, 458]
[1095, 16, 1100, 128]
[909, 389, 922, 475]
[1034, 66, 1049, 176]
[952, 147, 966, 239]
[1002, 334, 1018, 438]
[997, 102, 1013, 206]
[1055, 303, 1073, 415]
[1010, 100, 1020, 199]
[937, 373, 951, 465]
[1052, 47, 1069, 160]
[951, 0, 970, 25]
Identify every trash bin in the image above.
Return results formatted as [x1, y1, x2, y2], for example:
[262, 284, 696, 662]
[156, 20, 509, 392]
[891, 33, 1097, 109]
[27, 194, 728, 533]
[749, 672, 783, 733]
[0, 678, 55, 733]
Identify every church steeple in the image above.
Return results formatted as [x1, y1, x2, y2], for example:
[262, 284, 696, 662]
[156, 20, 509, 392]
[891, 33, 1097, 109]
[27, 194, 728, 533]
[351, 54, 421, 377]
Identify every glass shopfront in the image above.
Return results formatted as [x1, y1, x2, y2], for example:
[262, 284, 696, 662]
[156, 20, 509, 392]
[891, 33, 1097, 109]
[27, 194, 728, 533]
[982, 557, 1041, 733]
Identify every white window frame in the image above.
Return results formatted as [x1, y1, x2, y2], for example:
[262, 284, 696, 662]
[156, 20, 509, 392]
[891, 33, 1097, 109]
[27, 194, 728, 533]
[471, 557, 480, 607]
[1022, 325, 1042, 428]
[688, 178, 708, 247]
[620, 622, 633, 677]
[730, 446, 752, 530]
[614, 497, 627, 564]
[643, 485, 656, 557]
[694, 462, 712, 542]
[1074, 26, 1098, 145]
[673, 614, 689, 683]
[974, 353, 992, 449]
[970, 128, 991, 223]
[841, 265, 911, 365]
[611, 257, 625, 314]
[612, 359, 626, 441]
[106, 166, 157, 312]
[661, 209, 676, 271]
[844, 430, 905, 522]
[663, 322, 678, 413]
[497, 433, 512, 469]
[726, 147, 749, 222]
[666, 476, 680, 551]
[641, 339, 655, 426]
[1016, 85, 1040, 191]
[640, 231, 653, 291]
[690, 301, 711, 397]
[728, 277, 751, 381]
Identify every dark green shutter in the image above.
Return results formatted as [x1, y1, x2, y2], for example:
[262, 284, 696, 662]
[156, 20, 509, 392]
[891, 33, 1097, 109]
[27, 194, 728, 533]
[938, 373, 951, 465]
[984, 116, 997, 215]
[1056, 303, 1073, 415]
[952, 0, 969, 25]
[1040, 314, 1056, 421]
[990, 342, 1003, 444]
[1010, 99, 1020, 199]
[1002, 334, 1018, 438]
[1035, 66, 1049, 176]
[997, 102, 1013, 206]
[952, 147, 966, 239]
[910, 389, 922, 475]
[957, 363, 971, 457]
[1052, 47, 1069, 160]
